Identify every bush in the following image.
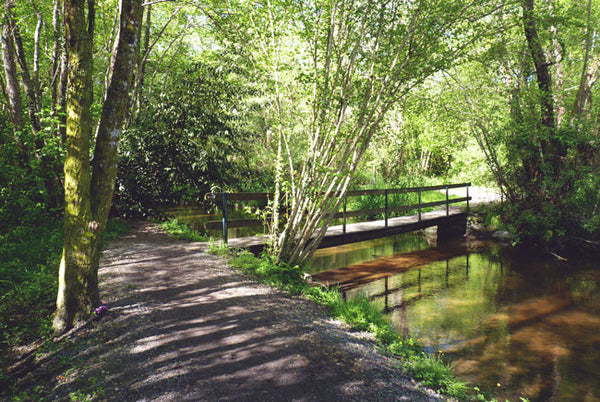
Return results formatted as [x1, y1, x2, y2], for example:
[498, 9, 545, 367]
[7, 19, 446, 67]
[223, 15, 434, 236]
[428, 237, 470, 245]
[0, 218, 62, 347]
[114, 62, 257, 218]
[159, 219, 209, 242]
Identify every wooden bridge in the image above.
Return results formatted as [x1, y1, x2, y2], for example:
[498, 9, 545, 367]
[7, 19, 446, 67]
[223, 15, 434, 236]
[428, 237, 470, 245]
[204, 183, 471, 253]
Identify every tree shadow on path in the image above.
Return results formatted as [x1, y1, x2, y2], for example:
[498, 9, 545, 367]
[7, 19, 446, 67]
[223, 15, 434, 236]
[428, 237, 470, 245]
[4, 223, 440, 401]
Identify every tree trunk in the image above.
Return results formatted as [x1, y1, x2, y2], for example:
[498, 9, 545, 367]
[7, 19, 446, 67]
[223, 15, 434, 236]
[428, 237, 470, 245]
[50, 0, 62, 117]
[521, 0, 568, 185]
[573, 0, 597, 122]
[54, 0, 142, 335]
[8, 2, 42, 138]
[57, 50, 68, 143]
[53, 0, 97, 335]
[126, 3, 150, 125]
[29, 0, 43, 107]
[550, 25, 565, 128]
[522, 0, 555, 134]
[1, 1, 23, 131]
[91, 0, 142, 229]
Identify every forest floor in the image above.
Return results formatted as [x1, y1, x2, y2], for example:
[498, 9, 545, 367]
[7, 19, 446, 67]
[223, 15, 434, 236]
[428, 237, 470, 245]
[4, 222, 444, 401]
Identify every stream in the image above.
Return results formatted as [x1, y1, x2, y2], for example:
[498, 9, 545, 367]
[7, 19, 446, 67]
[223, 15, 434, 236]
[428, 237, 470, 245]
[307, 231, 600, 402]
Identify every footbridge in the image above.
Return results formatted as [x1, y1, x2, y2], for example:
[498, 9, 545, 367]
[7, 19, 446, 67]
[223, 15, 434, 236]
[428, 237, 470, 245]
[204, 183, 471, 253]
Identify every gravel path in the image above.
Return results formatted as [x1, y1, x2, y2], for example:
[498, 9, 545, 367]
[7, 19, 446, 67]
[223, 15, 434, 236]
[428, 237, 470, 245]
[4, 223, 444, 401]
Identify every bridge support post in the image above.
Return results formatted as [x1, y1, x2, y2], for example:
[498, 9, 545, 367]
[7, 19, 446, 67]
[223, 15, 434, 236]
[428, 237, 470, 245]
[385, 189, 389, 227]
[466, 184, 470, 212]
[222, 193, 228, 245]
[418, 187, 422, 221]
[343, 195, 347, 234]
[445, 185, 449, 216]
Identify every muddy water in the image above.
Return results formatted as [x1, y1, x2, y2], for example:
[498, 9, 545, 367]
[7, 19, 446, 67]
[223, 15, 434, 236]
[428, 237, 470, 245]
[307, 233, 600, 402]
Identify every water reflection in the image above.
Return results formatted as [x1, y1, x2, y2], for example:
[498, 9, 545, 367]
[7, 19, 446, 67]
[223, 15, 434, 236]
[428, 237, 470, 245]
[309, 231, 434, 273]
[163, 206, 264, 239]
[307, 235, 600, 401]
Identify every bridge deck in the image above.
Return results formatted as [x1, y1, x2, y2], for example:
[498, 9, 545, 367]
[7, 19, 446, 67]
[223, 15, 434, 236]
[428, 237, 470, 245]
[226, 206, 466, 252]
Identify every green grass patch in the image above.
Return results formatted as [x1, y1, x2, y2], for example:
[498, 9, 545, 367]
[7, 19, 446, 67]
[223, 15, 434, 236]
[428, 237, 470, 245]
[159, 218, 209, 242]
[207, 239, 230, 255]
[227, 250, 469, 399]
[229, 251, 307, 294]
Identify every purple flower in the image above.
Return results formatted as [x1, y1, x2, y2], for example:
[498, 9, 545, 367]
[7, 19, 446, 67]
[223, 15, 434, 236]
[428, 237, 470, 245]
[95, 304, 108, 316]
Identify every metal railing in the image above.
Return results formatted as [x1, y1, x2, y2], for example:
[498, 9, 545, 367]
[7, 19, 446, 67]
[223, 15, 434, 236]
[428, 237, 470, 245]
[205, 183, 471, 244]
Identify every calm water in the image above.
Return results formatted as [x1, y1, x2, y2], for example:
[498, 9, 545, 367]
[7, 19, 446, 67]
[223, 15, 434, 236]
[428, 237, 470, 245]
[163, 206, 264, 239]
[307, 233, 600, 402]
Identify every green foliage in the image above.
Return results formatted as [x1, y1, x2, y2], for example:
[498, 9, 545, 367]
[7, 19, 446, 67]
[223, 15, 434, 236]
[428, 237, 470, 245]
[0, 119, 62, 231]
[103, 219, 130, 243]
[0, 218, 129, 350]
[159, 219, 209, 242]
[68, 375, 106, 401]
[402, 352, 466, 396]
[566, 169, 600, 238]
[230, 251, 307, 294]
[0, 217, 62, 348]
[429, 0, 600, 248]
[207, 240, 230, 256]
[114, 62, 258, 218]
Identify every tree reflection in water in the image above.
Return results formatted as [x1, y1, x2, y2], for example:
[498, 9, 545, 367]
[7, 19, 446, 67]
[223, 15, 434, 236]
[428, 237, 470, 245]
[308, 234, 600, 402]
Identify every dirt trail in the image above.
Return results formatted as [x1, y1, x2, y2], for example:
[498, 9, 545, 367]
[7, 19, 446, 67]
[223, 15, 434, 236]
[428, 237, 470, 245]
[4, 223, 442, 401]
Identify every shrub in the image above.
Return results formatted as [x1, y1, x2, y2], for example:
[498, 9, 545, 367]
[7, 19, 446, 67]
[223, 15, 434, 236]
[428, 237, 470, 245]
[159, 219, 209, 242]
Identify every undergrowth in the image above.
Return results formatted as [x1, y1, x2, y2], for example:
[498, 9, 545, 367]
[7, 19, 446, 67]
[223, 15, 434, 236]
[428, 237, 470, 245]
[0, 218, 130, 351]
[159, 218, 209, 242]
[228, 250, 473, 400]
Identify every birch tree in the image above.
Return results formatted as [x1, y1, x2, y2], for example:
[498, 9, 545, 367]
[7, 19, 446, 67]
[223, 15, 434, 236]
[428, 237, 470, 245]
[217, 0, 498, 266]
[1, 0, 24, 133]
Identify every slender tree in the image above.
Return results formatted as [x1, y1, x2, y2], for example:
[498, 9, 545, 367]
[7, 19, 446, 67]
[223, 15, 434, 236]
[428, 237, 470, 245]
[251, 0, 499, 266]
[1, 0, 24, 132]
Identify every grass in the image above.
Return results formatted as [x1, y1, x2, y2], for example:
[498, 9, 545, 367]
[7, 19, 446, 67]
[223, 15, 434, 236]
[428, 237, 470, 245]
[227, 250, 471, 399]
[0, 217, 130, 350]
[159, 218, 210, 242]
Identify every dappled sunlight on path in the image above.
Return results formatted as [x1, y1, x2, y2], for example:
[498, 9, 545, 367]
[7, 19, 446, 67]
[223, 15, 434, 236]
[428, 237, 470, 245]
[7, 223, 441, 401]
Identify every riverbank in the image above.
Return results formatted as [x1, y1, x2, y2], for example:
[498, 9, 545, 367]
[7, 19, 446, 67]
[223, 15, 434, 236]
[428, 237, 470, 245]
[2, 222, 444, 401]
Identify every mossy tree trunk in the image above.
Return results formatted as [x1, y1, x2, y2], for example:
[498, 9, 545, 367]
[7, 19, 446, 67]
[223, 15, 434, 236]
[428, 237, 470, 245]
[89, 0, 142, 278]
[53, 0, 96, 335]
[53, 0, 142, 335]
